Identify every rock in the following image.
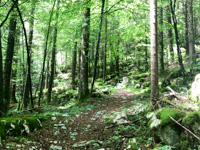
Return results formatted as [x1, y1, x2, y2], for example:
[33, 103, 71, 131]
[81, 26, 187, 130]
[122, 77, 129, 84]
[72, 140, 103, 148]
[159, 125, 180, 146]
[101, 88, 109, 94]
[191, 74, 200, 102]
[147, 108, 186, 146]
[50, 145, 62, 150]
[0, 117, 42, 137]
[135, 84, 140, 88]
[113, 112, 128, 125]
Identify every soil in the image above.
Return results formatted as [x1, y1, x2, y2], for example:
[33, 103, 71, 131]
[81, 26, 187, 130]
[1, 90, 151, 150]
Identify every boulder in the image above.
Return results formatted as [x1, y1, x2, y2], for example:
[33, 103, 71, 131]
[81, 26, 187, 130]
[147, 108, 186, 146]
[0, 117, 42, 138]
[191, 74, 200, 102]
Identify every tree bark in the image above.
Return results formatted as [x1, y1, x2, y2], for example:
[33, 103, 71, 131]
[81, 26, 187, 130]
[47, 0, 59, 104]
[159, 1, 164, 75]
[169, 0, 185, 76]
[0, 0, 4, 116]
[38, 0, 56, 106]
[188, 0, 195, 64]
[79, 0, 91, 99]
[72, 41, 77, 90]
[91, 0, 105, 91]
[22, 0, 36, 110]
[167, 6, 174, 62]
[150, 0, 159, 109]
[103, 14, 107, 80]
[185, 0, 189, 55]
[4, 5, 17, 113]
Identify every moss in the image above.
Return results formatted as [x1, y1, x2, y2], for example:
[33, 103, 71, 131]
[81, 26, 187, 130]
[23, 117, 42, 131]
[0, 126, 5, 139]
[0, 117, 42, 136]
[157, 108, 186, 127]
[182, 111, 200, 126]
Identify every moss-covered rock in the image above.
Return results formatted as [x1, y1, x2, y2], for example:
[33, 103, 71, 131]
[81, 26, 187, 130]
[0, 117, 42, 137]
[147, 108, 186, 146]
[157, 108, 186, 127]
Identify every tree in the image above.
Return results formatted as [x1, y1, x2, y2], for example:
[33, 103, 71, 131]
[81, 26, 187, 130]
[169, 0, 185, 76]
[79, 0, 91, 99]
[22, 0, 36, 110]
[185, 0, 189, 55]
[38, 0, 56, 106]
[47, 0, 60, 104]
[167, 5, 174, 62]
[188, 0, 195, 64]
[0, 0, 3, 116]
[91, 0, 105, 91]
[72, 41, 77, 90]
[4, 1, 18, 113]
[159, 0, 164, 75]
[103, 0, 108, 81]
[150, 0, 159, 109]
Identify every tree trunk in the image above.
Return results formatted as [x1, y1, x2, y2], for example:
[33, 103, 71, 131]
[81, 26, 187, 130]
[109, 43, 114, 74]
[4, 7, 17, 113]
[159, 1, 164, 75]
[188, 0, 195, 64]
[22, 0, 36, 110]
[185, 0, 189, 55]
[169, 0, 185, 76]
[47, 0, 59, 104]
[167, 6, 174, 62]
[72, 41, 77, 90]
[103, 14, 107, 80]
[78, 0, 91, 99]
[0, 0, 4, 115]
[150, 0, 159, 109]
[38, 0, 56, 106]
[91, 0, 105, 91]
[116, 42, 120, 77]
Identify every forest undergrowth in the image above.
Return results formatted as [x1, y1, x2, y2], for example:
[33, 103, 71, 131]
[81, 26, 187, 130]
[1, 87, 156, 150]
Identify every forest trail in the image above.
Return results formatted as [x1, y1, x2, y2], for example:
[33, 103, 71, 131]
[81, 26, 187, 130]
[2, 90, 151, 150]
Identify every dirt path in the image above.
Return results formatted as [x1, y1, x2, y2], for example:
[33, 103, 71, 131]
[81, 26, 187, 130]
[2, 90, 150, 150]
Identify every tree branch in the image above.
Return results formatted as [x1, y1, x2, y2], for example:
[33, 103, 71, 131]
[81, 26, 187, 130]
[104, 0, 124, 14]
[169, 116, 200, 141]
[0, 1, 17, 27]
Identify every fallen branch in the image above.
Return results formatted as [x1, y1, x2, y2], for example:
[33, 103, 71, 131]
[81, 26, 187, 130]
[167, 86, 188, 101]
[169, 116, 200, 141]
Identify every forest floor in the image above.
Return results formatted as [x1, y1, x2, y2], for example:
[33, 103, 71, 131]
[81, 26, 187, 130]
[1, 89, 153, 150]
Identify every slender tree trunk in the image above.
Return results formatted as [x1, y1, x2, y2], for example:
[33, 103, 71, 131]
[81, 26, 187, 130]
[167, 6, 174, 62]
[103, 16, 107, 80]
[72, 41, 77, 90]
[185, 0, 189, 55]
[47, 0, 59, 104]
[145, 35, 148, 71]
[150, 0, 159, 109]
[4, 6, 17, 113]
[109, 43, 114, 74]
[45, 54, 50, 89]
[79, 0, 91, 99]
[0, 0, 4, 115]
[188, 0, 195, 64]
[170, 0, 185, 76]
[159, 1, 164, 75]
[22, 0, 36, 110]
[91, 0, 105, 91]
[115, 43, 120, 77]
[38, 0, 56, 106]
